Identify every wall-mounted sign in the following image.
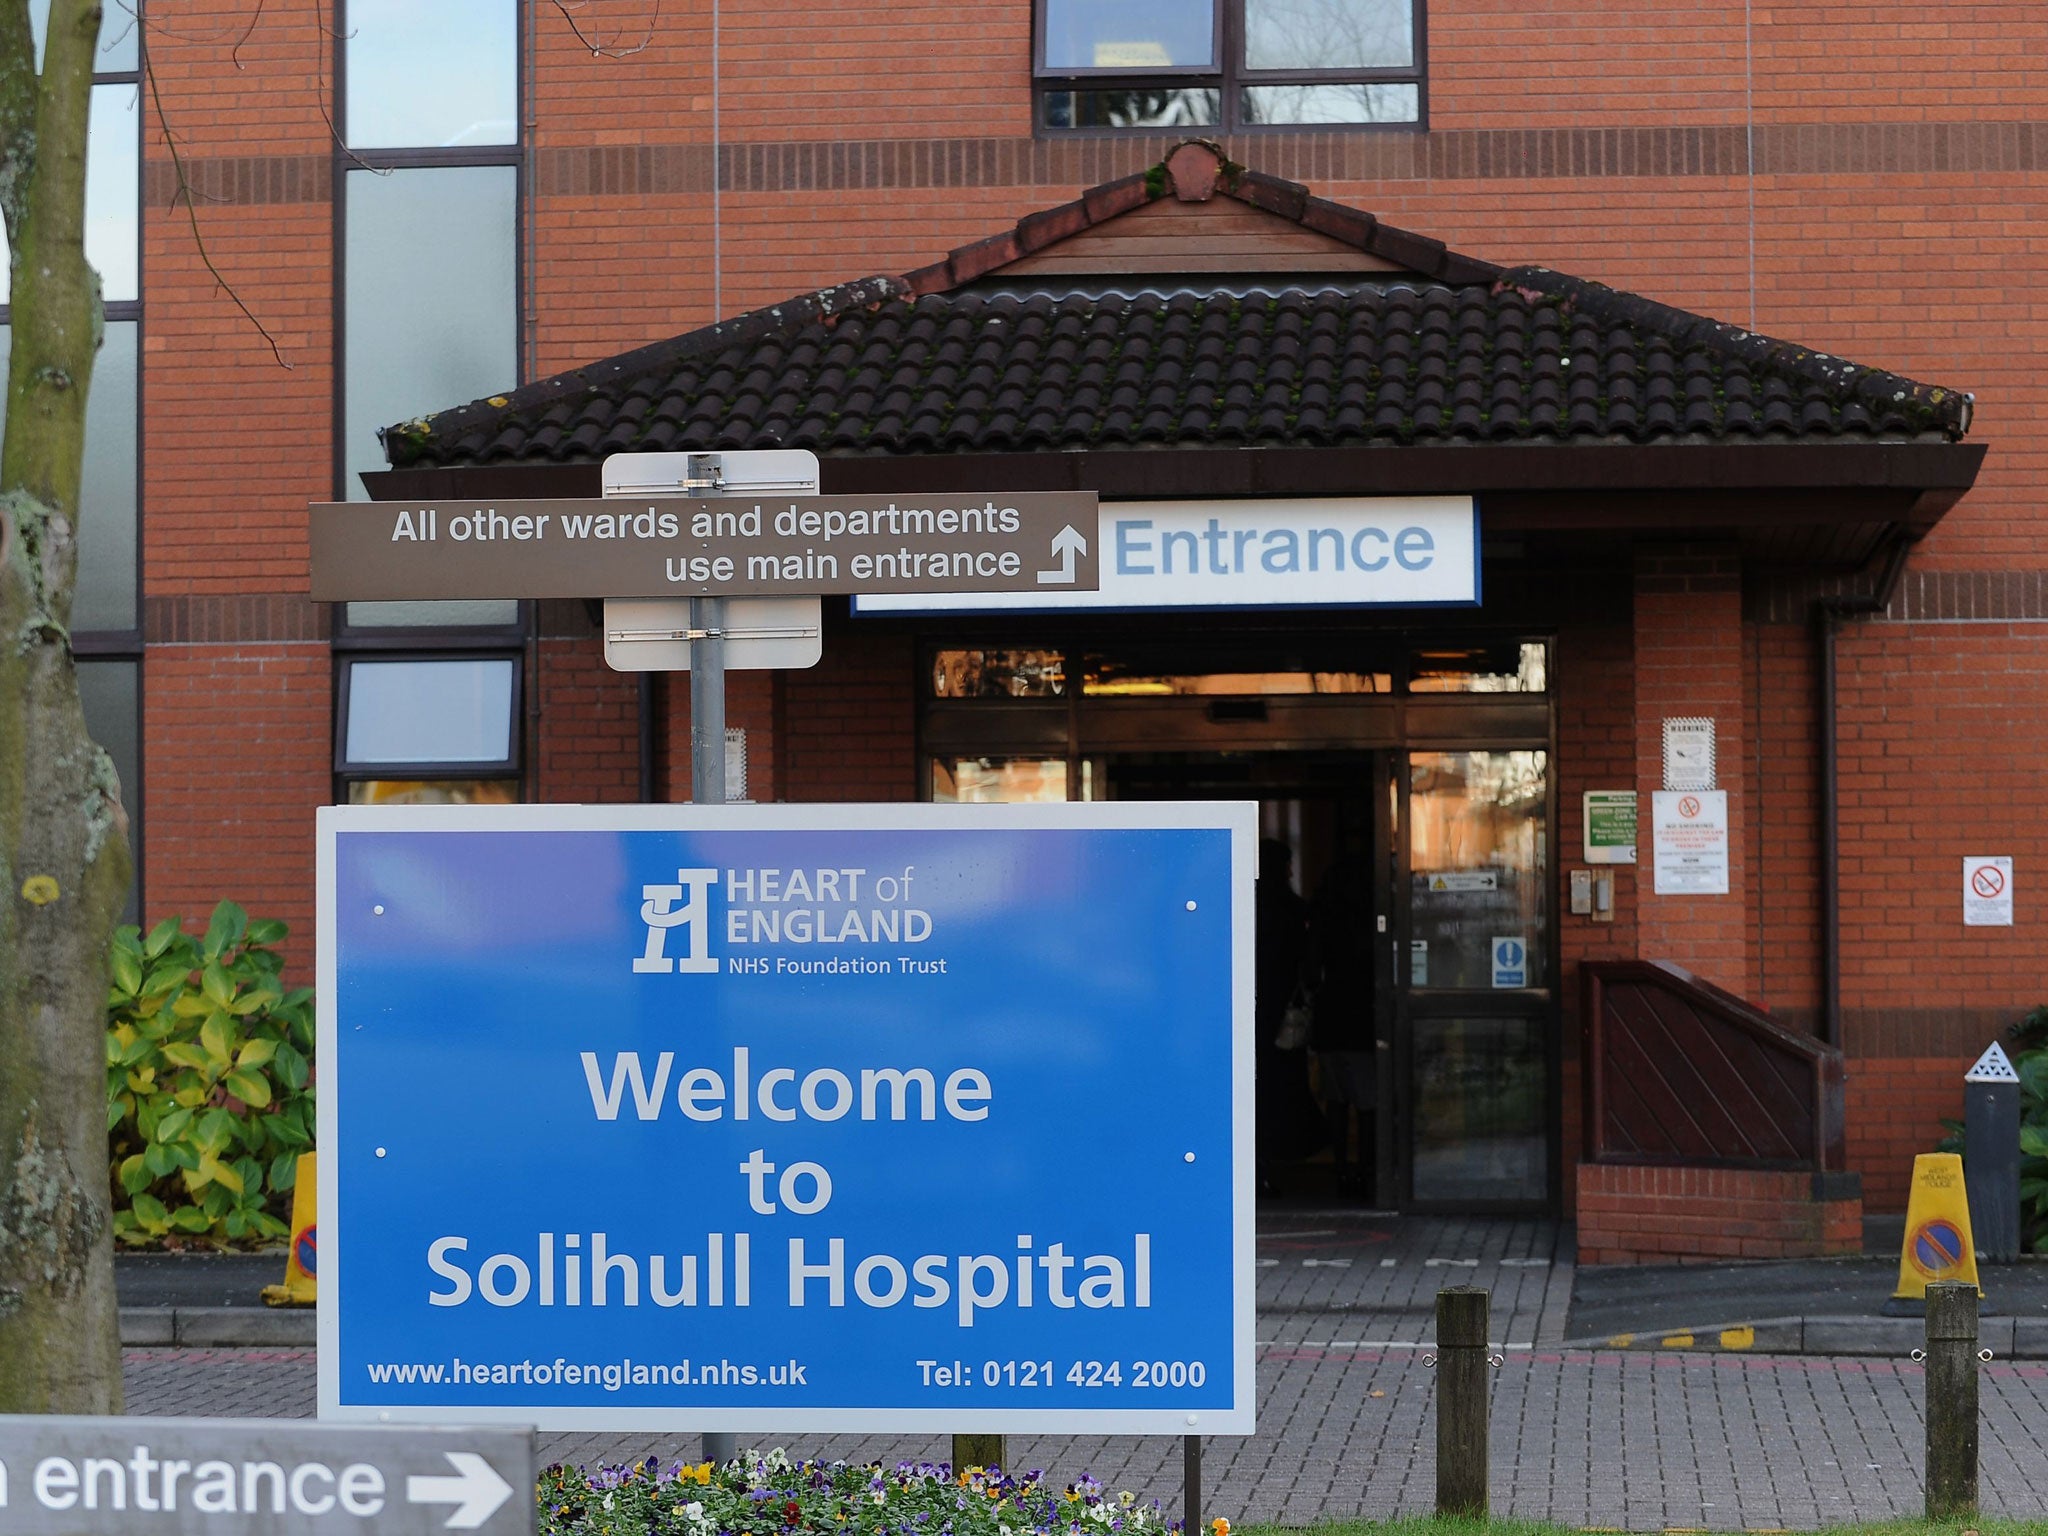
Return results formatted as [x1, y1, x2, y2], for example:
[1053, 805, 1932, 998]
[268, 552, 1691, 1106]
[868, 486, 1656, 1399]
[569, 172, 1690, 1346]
[319, 803, 1255, 1435]
[1652, 790, 1729, 895]
[1661, 718, 1717, 792]
[1490, 936, 1528, 988]
[1963, 855, 2013, 927]
[854, 497, 1478, 613]
[308, 492, 1100, 601]
[1582, 791, 1638, 864]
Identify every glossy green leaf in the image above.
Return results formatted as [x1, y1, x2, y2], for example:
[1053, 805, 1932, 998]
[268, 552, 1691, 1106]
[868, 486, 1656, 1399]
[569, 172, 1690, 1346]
[203, 901, 248, 961]
[246, 919, 288, 946]
[272, 1041, 310, 1092]
[270, 1152, 299, 1192]
[118, 1154, 152, 1195]
[130, 1193, 172, 1231]
[169, 1204, 213, 1233]
[236, 1038, 278, 1070]
[200, 1013, 235, 1065]
[143, 1142, 179, 1178]
[201, 962, 236, 1011]
[159, 1042, 210, 1072]
[224, 1069, 272, 1109]
[109, 946, 143, 996]
[143, 915, 184, 958]
[153, 1106, 193, 1144]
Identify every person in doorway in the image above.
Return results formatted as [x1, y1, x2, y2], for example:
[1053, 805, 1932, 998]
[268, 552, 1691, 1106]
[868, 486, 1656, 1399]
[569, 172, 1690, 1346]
[1256, 837, 1328, 1180]
[1310, 826, 1377, 1193]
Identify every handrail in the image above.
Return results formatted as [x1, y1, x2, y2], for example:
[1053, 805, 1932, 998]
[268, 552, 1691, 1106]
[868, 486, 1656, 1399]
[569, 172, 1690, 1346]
[1582, 959, 1846, 1172]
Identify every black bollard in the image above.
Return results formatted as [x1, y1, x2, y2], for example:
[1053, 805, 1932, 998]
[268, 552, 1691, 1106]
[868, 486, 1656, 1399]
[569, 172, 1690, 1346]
[1434, 1286, 1491, 1518]
[1923, 1280, 1980, 1519]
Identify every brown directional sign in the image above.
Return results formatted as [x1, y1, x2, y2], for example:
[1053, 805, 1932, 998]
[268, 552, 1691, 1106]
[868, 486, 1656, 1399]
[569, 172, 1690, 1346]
[308, 492, 1099, 601]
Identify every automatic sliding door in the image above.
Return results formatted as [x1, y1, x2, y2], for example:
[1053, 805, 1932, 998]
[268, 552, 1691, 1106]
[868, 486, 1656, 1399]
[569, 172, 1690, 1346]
[1402, 750, 1553, 1209]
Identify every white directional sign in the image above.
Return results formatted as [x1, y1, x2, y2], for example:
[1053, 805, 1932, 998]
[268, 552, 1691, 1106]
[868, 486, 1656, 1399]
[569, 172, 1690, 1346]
[0, 1416, 532, 1535]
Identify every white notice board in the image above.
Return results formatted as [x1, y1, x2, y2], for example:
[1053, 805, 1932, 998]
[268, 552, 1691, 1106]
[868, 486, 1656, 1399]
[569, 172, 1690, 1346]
[1652, 791, 1730, 895]
[1963, 856, 2013, 927]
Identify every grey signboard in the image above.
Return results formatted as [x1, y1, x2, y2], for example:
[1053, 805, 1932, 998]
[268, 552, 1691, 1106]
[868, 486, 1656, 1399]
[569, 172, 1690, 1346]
[0, 1416, 532, 1535]
[308, 492, 1100, 601]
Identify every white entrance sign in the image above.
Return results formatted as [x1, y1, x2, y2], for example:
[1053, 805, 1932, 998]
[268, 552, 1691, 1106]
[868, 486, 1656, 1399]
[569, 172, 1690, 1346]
[854, 496, 1478, 612]
[1652, 790, 1730, 895]
[1963, 856, 2013, 927]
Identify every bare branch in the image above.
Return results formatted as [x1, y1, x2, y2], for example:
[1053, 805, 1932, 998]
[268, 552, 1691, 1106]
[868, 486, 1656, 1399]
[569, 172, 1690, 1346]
[228, 0, 266, 70]
[549, 0, 662, 58]
[142, 46, 290, 368]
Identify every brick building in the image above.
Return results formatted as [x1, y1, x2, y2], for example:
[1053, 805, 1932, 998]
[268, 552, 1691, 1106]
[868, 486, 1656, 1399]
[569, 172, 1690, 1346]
[51, 0, 2045, 1248]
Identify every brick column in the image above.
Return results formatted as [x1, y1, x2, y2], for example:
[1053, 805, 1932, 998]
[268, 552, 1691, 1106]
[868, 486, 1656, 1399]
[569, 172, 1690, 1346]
[1633, 542, 1753, 995]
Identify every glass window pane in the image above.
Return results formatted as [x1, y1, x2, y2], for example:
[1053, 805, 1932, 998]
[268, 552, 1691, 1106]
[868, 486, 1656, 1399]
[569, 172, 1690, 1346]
[28, 0, 140, 72]
[76, 658, 139, 923]
[343, 165, 516, 499]
[1, 83, 138, 306]
[344, 658, 516, 765]
[1242, 82, 1418, 125]
[1243, 0, 1412, 69]
[346, 600, 521, 629]
[1042, 87, 1219, 129]
[1409, 750, 1547, 990]
[1409, 641, 1547, 694]
[87, 83, 139, 301]
[347, 778, 520, 806]
[1042, 0, 1214, 69]
[930, 756, 1071, 803]
[1411, 1015, 1547, 1203]
[929, 649, 1066, 698]
[345, 0, 517, 147]
[0, 321, 138, 633]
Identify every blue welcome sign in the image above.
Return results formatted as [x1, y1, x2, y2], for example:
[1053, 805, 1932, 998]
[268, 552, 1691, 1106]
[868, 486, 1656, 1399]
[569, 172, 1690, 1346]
[317, 803, 1255, 1433]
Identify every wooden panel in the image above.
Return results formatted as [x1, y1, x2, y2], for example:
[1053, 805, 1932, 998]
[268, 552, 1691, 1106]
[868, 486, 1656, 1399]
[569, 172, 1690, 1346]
[1002, 196, 1410, 276]
[1583, 960, 1845, 1171]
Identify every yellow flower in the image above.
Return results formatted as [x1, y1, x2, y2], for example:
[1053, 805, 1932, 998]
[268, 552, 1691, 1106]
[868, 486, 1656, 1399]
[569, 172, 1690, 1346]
[1211, 1519, 1231, 1535]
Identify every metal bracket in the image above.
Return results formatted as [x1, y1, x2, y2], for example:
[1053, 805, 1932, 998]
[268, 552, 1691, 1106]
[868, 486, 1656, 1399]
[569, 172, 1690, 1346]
[1488, 1353, 1505, 1370]
[1978, 1348, 1994, 1362]
[606, 624, 820, 644]
[1910, 1348, 1926, 1362]
[1420, 1353, 1436, 1369]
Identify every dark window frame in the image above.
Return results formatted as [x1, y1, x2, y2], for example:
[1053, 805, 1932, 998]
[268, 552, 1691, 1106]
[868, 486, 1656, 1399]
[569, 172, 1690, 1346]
[332, 649, 526, 779]
[1034, 0, 1428, 133]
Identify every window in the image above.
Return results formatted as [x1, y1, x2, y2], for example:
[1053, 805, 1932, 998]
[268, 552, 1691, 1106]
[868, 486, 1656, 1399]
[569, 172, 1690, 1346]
[333, 0, 524, 800]
[1037, 0, 1421, 130]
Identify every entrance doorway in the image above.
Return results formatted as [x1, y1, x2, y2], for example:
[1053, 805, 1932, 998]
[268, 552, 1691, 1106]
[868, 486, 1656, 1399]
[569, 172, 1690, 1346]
[917, 635, 1558, 1212]
[1108, 752, 1394, 1205]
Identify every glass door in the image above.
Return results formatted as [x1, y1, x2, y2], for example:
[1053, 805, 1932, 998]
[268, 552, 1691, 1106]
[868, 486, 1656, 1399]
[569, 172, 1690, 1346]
[1398, 750, 1555, 1211]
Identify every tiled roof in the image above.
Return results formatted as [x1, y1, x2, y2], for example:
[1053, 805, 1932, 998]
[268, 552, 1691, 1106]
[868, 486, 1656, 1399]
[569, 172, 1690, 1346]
[382, 147, 1971, 471]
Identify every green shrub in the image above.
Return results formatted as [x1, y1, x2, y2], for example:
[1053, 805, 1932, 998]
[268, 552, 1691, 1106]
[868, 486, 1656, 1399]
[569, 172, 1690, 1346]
[105, 901, 315, 1246]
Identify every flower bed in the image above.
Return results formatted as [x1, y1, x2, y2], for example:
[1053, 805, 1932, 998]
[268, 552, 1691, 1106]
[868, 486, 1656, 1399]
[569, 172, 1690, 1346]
[538, 1449, 1208, 1536]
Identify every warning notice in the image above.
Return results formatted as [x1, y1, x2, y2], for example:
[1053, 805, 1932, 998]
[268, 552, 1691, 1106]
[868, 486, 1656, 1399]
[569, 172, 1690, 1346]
[1651, 790, 1729, 896]
[1963, 855, 2013, 927]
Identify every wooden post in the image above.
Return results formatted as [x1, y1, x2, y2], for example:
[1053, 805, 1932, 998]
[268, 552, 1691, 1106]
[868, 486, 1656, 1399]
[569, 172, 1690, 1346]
[1434, 1285, 1491, 1518]
[953, 1434, 1006, 1473]
[1924, 1280, 1979, 1519]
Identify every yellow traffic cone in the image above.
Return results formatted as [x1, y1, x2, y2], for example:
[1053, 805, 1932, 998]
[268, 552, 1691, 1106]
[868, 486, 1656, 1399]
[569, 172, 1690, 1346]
[260, 1151, 316, 1307]
[1883, 1152, 1982, 1315]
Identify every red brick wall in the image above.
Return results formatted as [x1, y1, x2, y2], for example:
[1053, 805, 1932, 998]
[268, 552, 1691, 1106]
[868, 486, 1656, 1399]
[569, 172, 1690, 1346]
[535, 640, 642, 804]
[783, 623, 918, 804]
[1847, 1059, 1972, 1213]
[1632, 546, 1751, 996]
[1746, 621, 1823, 1025]
[1576, 1163, 1862, 1265]
[141, 646, 330, 950]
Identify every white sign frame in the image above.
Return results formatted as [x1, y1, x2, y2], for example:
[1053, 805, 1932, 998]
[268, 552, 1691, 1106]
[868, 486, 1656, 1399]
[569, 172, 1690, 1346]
[1652, 790, 1730, 895]
[1963, 855, 2013, 927]
[853, 496, 1477, 613]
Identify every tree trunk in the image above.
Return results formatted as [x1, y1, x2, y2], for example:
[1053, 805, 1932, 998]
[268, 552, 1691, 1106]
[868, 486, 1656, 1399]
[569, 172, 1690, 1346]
[0, 0, 129, 1414]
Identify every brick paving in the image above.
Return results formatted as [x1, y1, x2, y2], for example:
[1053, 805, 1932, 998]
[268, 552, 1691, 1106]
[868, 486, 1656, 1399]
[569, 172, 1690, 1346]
[116, 1216, 2048, 1530]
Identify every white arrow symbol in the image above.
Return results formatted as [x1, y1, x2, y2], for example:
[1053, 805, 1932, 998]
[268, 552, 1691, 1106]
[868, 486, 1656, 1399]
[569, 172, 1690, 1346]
[1036, 524, 1087, 584]
[408, 1452, 514, 1530]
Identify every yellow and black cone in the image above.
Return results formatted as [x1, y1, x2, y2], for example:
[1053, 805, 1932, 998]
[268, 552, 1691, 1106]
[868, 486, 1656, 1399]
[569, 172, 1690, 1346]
[260, 1151, 317, 1307]
[1882, 1152, 1982, 1315]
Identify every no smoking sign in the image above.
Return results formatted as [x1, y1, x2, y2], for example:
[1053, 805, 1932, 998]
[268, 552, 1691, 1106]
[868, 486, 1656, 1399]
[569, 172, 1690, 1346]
[1963, 856, 2013, 927]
